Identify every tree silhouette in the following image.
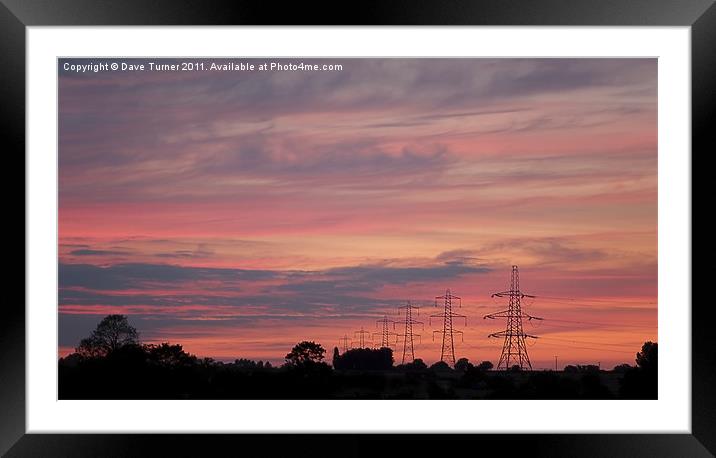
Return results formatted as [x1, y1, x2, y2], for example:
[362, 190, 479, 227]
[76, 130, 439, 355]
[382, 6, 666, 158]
[576, 364, 599, 373]
[332, 347, 340, 368]
[234, 358, 263, 370]
[562, 364, 599, 373]
[619, 341, 658, 399]
[612, 363, 632, 373]
[333, 347, 393, 370]
[477, 361, 494, 371]
[76, 314, 139, 358]
[397, 358, 428, 371]
[636, 341, 657, 372]
[285, 341, 326, 366]
[429, 361, 452, 372]
[455, 358, 473, 372]
[146, 343, 195, 367]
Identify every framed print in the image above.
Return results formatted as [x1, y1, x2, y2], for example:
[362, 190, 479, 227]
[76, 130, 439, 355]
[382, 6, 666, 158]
[5, 0, 714, 456]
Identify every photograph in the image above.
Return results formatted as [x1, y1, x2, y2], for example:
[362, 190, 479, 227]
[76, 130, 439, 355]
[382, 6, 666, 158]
[57, 57, 658, 400]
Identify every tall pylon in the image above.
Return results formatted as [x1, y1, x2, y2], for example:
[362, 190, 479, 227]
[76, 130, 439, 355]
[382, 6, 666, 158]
[353, 326, 372, 349]
[374, 315, 399, 349]
[430, 289, 466, 367]
[338, 335, 350, 353]
[397, 300, 423, 364]
[484, 265, 542, 370]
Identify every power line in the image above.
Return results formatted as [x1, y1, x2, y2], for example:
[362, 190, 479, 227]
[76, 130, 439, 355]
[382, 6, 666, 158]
[539, 335, 644, 349]
[535, 295, 656, 305]
[543, 318, 656, 330]
[537, 338, 636, 354]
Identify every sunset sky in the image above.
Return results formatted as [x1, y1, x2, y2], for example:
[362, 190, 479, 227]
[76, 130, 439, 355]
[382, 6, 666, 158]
[58, 58, 657, 369]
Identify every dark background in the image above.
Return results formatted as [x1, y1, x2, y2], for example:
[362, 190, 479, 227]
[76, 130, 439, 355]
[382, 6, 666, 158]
[3, 0, 713, 456]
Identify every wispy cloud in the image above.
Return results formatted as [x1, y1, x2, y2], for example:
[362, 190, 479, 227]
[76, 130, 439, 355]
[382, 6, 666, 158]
[58, 58, 657, 366]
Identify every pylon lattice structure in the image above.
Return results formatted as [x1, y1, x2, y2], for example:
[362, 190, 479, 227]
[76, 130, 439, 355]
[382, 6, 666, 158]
[484, 265, 542, 370]
[397, 300, 423, 364]
[338, 335, 350, 353]
[353, 327, 372, 349]
[430, 289, 466, 367]
[374, 315, 399, 349]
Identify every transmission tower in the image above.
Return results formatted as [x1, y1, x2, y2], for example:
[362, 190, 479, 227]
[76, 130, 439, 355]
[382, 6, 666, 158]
[397, 300, 423, 364]
[484, 265, 542, 370]
[430, 289, 467, 367]
[353, 326, 372, 348]
[338, 334, 350, 353]
[374, 315, 399, 349]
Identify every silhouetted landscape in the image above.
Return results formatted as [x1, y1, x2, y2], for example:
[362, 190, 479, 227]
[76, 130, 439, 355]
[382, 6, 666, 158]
[58, 315, 657, 400]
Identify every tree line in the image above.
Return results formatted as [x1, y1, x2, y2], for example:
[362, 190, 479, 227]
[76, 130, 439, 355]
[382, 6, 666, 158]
[59, 315, 657, 399]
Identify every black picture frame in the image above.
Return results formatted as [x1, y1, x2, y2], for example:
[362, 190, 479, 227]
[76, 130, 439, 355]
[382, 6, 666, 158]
[4, 0, 712, 456]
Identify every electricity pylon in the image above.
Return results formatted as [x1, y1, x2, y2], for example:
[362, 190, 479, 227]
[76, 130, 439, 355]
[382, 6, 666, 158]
[338, 335, 350, 353]
[484, 265, 542, 370]
[430, 289, 466, 367]
[397, 300, 423, 364]
[353, 327, 372, 348]
[374, 315, 399, 349]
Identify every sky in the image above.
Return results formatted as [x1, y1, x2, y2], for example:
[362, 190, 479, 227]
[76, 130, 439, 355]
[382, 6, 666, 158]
[58, 58, 657, 369]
